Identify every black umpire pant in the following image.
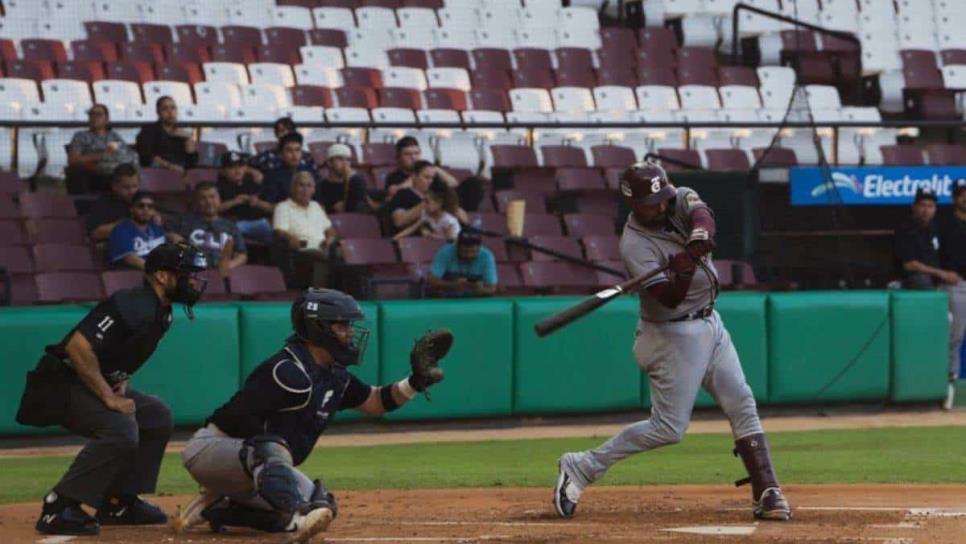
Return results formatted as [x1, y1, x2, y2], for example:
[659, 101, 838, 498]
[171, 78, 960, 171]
[53, 384, 173, 508]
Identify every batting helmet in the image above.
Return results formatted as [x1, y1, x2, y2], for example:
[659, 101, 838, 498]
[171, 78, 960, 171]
[619, 162, 675, 206]
[291, 288, 369, 365]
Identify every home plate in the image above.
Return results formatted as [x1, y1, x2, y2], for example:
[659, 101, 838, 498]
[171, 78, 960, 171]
[662, 525, 757, 536]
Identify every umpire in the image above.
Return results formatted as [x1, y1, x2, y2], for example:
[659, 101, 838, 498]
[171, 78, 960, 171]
[16, 242, 207, 536]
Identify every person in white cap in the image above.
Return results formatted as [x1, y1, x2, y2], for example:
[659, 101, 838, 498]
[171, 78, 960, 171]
[317, 144, 369, 214]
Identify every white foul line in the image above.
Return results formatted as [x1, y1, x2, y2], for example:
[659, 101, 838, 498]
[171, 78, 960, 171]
[36, 537, 76, 544]
[398, 521, 591, 527]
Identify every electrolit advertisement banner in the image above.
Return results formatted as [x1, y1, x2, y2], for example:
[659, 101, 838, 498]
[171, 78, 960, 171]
[789, 166, 966, 206]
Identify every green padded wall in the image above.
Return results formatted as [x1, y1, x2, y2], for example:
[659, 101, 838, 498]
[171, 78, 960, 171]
[379, 299, 514, 420]
[703, 292, 770, 404]
[890, 291, 949, 402]
[131, 304, 240, 425]
[515, 297, 642, 414]
[237, 302, 380, 423]
[0, 305, 88, 434]
[768, 291, 891, 403]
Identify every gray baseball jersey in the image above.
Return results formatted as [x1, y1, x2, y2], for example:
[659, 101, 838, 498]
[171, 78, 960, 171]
[619, 186, 719, 321]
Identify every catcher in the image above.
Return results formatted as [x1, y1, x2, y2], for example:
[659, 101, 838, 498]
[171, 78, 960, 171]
[173, 288, 451, 542]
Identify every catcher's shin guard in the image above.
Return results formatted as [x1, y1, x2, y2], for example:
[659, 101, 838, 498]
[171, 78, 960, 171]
[733, 433, 792, 521]
[244, 435, 303, 516]
[201, 498, 291, 533]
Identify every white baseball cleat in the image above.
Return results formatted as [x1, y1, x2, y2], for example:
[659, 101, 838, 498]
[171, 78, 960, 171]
[284, 505, 334, 544]
[553, 453, 584, 519]
[943, 380, 956, 411]
[170, 488, 221, 533]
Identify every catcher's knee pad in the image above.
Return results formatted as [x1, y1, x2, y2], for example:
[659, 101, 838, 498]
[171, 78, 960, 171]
[202, 498, 290, 533]
[243, 435, 302, 514]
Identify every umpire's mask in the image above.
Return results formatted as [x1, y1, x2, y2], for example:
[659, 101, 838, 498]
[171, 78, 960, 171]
[145, 243, 208, 319]
[291, 288, 369, 365]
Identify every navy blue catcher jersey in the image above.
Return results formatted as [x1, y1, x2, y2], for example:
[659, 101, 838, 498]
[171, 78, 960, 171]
[207, 339, 371, 465]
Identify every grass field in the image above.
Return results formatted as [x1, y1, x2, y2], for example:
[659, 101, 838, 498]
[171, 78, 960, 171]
[0, 426, 963, 505]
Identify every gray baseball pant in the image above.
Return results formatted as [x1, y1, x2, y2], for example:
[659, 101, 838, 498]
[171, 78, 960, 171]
[945, 281, 966, 379]
[567, 311, 763, 487]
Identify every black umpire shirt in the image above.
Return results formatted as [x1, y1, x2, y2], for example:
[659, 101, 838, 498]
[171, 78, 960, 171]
[208, 338, 370, 465]
[894, 218, 941, 281]
[46, 285, 173, 385]
[939, 212, 966, 277]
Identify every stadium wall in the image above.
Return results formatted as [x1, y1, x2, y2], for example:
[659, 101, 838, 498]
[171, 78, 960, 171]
[0, 291, 949, 435]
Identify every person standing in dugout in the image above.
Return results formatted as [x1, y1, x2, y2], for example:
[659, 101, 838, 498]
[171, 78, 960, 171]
[16, 243, 208, 536]
[171, 288, 452, 543]
[553, 162, 792, 521]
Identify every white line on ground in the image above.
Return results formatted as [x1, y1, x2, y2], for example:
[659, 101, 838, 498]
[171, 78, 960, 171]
[661, 525, 757, 536]
[906, 508, 966, 518]
[869, 523, 921, 529]
[327, 538, 504, 542]
[397, 521, 589, 527]
[36, 537, 76, 544]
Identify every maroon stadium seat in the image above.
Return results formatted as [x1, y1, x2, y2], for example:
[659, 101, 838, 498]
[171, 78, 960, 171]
[119, 42, 166, 64]
[200, 269, 238, 301]
[107, 61, 155, 83]
[0, 220, 27, 244]
[8, 274, 38, 305]
[33, 244, 96, 272]
[638, 67, 678, 86]
[0, 245, 33, 273]
[472, 48, 513, 73]
[379, 87, 421, 109]
[705, 148, 751, 171]
[564, 214, 615, 237]
[494, 190, 547, 214]
[176, 25, 220, 47]
[22, 39, 69, 64]
[471, 66, 513, 90]
[335, 87, 378, 108]
[388, 48, 429, 69]
[341, 238, 398, 265]
[257, 44, 302, 65]
[27, 218, 86, 245]
[512, 67, 555, 89]
[901, 49, 939, 72]
[575, 192, 618, 215]
[308, 29, 349, 48]
[140, 168, 187, 193]
[582, 235, 620, 261]
[331, 213, 382, 238]
[0, 198, 21, 219]
[598, 48, 635, 73]
[424, 88, 467, 110]
[291, 85, 334, 107]
[752, 146, 799, 167]
[528, 235, 583, 262]
[57, 61, 106, 82]
[71, 40, 119, 62]
[156, 62, 204, 84]
[397, 237, 446, 263]
[254, 142, 276, 153]
[360, 0, 400, 7]
[482, 240, 508, 262]
[362, 143, 397, 166]
[36, 272, 104, 303]
[678, 65, 718, 86]
[84, 22, 128, 44]
[186, 168, 220, 188]
[879, 144, 925, 165]
[227, 265, 290, 299]
[555, 65, 596, 88]
[556, 48, 594, 73]
[20, 192, 77, 218]
[780, 30, 818, 53]
[714, 259, 757, 287]
[941, 49, 966, 66]
[0, 171, 22, 194]
[430, 48, 471, 70]
[520, 261, 597, 292]
[541, 146, 588, 168]
[222, 26, 264, 47]
[603, 168, 623, 190]
[678, 46, 717, 69]
[522, 213, 562, 236]
[491, 145, 539, 168]
[601, 27, 637, 52]
[638, 26, 676, 53]
[556, 168, 605, 191]
[402, 0, 443, 7]
[469, 88, 511, 111]
[101, 269, 143, 295]
[911, 91, 960, 120]
[514, 48, 553, 72]
[0, 39, 17, 63]
[132, 23, 175, 44]
[266, 27, 308, 49]
[927, 144, 966, 165]
[718, 65, 759, 86]
[597, 66, 637, 87]
[657, 148, 701, 171]
[594, 260, 626, 286]
[468, 212, 507, 236]
[591, 145, 636, 168]
[495, 263, 526, 293]
[638, 41, 675, 70]
[555, 47, 597, 87]
[211, 44, 257, 64]
[340, 67, 383, 88]
[165, 43, 211, 64]
[6, 60, 56, 82]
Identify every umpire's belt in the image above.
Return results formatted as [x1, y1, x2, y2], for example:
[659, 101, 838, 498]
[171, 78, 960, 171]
[667, 306, 714, 322]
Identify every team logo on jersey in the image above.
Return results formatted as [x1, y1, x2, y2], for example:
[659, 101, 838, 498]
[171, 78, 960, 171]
[650, 177, 662, 193]
[620, 182, 633, 197]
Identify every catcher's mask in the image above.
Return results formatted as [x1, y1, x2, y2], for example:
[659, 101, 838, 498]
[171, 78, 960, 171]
[291, 288, 369, 365]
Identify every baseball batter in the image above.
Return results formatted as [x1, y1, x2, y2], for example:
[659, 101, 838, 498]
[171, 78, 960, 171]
[553, 162, 791, 521]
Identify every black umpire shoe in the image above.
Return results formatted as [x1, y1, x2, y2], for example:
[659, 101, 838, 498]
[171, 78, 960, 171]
[97, 495, 168, 525]
[36, 493, 100, 536]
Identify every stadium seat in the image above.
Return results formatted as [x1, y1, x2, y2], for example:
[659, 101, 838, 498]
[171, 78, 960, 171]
[211, 44, 258, 65]
[636, 85, 680, 111]
[308, 28, 349, 48]
[551, 87, 595, 113]
[19, 192, 77, 219]
[166, 43, 211, 65]
[101, 269, 144, 296]
[423, 89, 468, 110]
[494, 190, 547, 214]
[397, 237, 446, 264]
[527, 236, 584, 262]
[33, 244, 96, 272]
[522, 213, 564, 236]
[22, 39, 69, 65]
[591, 145, 637, 168]
[927, 144, 966, 166]
[28, 218, 86, 245]
[540, 146, 588, 168]
[203, 63, 250, 85]
[430, 49, 471, 70]
[331, 213, 382, 239]
[383, 67, 428, 91]
[705, 149, 751, 171]
[881, 144, 926, 165]
[509, 88, 553, 112]
[753, 146, 799, 167]
[291, 85, 335, 108]
[582, 235, 621, 261]
[144, 81, 194, 109]
[491, 145, 540, 168]
[6, 60, 57, 83]
[341, 238, 399, 265]
[520, 261, 597, 292]
[388, 48, 430, 70]
[36, 272, 104, 303]
[132, 23, 176, 44]
[469, 89, 512, 112]
[228, 265, 291, 300]
[564, 214, 615, 237]
[249, 63, 296, 87]
[657, 148, 702, 171]
[335, 87, 379, 108]
[176, 24, 220, 47]
[0, 245, 32, 274]
[427, 68, 471, 92]
[295, 65, 343, 87]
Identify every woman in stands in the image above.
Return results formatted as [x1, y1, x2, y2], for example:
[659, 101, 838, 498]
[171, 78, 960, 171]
[66, 104, 137, 194]
[135, 96, 198, 175]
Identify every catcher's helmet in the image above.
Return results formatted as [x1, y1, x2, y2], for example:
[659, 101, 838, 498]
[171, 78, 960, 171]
[619, 162, 675, 206]
[291, 288, 369, 365]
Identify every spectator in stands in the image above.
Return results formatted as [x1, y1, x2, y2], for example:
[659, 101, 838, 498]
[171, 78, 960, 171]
[217, 151, 274, 243]
[250, 117, 317, 174]
[66, 104, 138, 194]
[86, 164, 155, 242]
[393, 185, 462, 241]
[262, 132, 319, 203]
[382, 160, 468, 234]
[384, 136, 485, 211]
[427, 229, 497, 297]
[317, 143, 369, 213]
[135, 96, 198, 174]
[894, 188, 957, 289]
[939, 182, 966, 399]
[273, 172, 338, 288]
[168, 182, 247, 276]
[107, 192, 167, 270]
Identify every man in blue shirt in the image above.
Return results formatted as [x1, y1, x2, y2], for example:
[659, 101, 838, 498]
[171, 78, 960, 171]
[427, 229, 498, 297]
[108, 192, 168, 270]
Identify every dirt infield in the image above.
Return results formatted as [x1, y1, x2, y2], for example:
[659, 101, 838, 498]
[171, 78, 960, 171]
[2, 485, 965, 543]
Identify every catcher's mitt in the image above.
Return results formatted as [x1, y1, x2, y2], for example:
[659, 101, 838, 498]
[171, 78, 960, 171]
[409, 329, 453, 397]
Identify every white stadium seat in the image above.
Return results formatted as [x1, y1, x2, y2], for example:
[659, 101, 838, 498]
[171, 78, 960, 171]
[273, 6, 314, 30]
[514, 27, 559, 49]
[143, 81, 194, 109]
[427, 68, 471, 92]
[294, 65, 343, 88]
[194, 82, 243, 108]
[182, 103, 230, 123]
[356, 7, 398, 30]
[325, 107, 371, 123]
[241, 84, 289, 108]
[92, 80, 144, 115]
[41, 80, 93, 113]
[312, 8, 356, 31]
[635, 85, 681, 111]
[557, 26, 602, 49]
[398, 8, 439, 29]
[249, 63, 296, 87]
[552, 87, 596, 113]
[203, 63, 250, 85]
[719, 85, 763, 110]
[383, 67, 428, 90]
[230, 103, 278, 122]
[757, 66, 796, 108]
[510, 88, 554, 113]
[278, 106, 325, 123]
[593, 86, 638, 111]
[299, 46, 346, 69]
[344, 47, 390, 69]
[93, 1, 141, 23]
[476, 27, 517, 48]
[391, 28, 435, 50]
[433, 28, 477, 50]
[36, 19, 87, 43]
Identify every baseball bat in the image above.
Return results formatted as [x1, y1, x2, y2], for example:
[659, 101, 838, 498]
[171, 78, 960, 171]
[534, 264, 671, 338]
